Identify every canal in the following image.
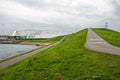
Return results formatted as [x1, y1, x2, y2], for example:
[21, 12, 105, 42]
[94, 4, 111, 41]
[0, 44, 37, 60]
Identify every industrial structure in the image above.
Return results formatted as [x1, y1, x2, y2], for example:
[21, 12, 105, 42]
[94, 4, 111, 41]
[12, 30, 70, 39]
[105, 22, 108, 28]
[0, 35, 9, 39]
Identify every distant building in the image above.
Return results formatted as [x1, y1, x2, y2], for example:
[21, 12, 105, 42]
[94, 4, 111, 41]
[0, 35, 26, 39]
[12, 30, 70, 39]
[0, 35, 9, 39]
[8, 36, 27, 39]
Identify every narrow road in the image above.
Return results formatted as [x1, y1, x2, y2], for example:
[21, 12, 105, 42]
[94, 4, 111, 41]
[0, 36, 66, 70]
[85, 28, 120, 55]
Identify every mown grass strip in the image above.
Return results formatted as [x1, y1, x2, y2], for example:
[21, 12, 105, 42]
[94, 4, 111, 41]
[0, 29, 120, 80]
[93, 28, 120, 47]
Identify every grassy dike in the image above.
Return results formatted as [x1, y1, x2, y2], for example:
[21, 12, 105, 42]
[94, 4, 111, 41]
[0, 29, 120, 80]
[0, 36, 64, 63]
[93, 28, 120, 47]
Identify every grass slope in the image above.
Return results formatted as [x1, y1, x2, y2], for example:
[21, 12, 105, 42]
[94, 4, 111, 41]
[0, 29, 120, 80]
[93, 28, 120, 47]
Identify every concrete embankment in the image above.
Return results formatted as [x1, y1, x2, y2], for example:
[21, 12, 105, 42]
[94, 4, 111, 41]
[20, 42, 53, 46]
[0, 40, 21, 44]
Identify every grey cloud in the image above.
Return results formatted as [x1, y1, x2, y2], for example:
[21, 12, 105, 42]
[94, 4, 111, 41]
[112, 0, 120, 16]
[0, 14, 75, 35]
[0, 0, 120, 35]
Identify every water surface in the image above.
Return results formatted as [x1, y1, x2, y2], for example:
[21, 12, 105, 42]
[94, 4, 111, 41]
[0, 44, 36, 60]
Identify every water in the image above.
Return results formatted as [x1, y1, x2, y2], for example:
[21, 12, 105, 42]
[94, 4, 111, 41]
[0, 44, 37, 60]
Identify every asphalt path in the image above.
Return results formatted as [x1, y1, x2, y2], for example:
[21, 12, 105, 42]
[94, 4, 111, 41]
[0, 36, 66, 70]
[85, 28, 120, 55]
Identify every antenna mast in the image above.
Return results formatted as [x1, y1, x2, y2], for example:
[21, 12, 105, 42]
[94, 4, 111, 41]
[105, 22, 108, 28]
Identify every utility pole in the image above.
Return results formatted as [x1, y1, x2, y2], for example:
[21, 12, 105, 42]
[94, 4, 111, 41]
[105, 22, 108, 28]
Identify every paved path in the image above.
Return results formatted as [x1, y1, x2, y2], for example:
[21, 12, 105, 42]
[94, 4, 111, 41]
[85, 28, 120, 55]
[0, 36, 66, 70]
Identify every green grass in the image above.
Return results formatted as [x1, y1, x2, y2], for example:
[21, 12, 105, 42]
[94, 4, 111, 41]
[93, 28, 120, 47]
[20, 36, 64, 42]
[0, 29, 120, 80]
[0, 36, 64, 63]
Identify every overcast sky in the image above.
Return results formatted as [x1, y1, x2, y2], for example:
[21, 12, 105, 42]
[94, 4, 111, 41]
[0, 0, 120, 35]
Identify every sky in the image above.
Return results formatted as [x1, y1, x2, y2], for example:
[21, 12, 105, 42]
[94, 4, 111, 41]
[0, 0, 120, 35]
